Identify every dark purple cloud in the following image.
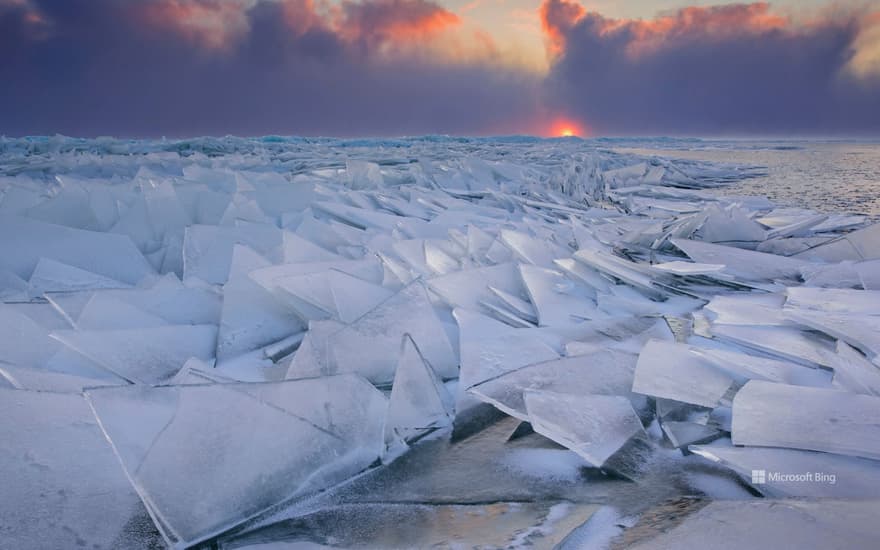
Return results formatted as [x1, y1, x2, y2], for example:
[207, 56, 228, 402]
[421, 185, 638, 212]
[2, 0, 879, 136]
[540, 0, 880, 136]
[0, 0, 540, 137]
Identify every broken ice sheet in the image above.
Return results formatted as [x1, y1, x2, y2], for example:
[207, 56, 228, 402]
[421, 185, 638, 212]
[784, 308, 880, 358]
[520, 264, 598, 327]
[52, 324, 217, 384]
[326, 281, 457, 384]
[274, 268, 393, 324]
[0, 388, 161, 548]
[660, 421, 721, 449]
[709, 323, 837, 368]
[28, 257, 131, 294]
[784, 286, 880, 315]
[282, 319, 345, 379]
[692, 345, 832, 388]
[384, 334, 454, 451]
[691, 440, 880, 498]
[0, 303, 61, 368]
[426, 262, 526, 312]
[76, 283, 222, 326]
[0, 215, 154, 285]
[855, 258, 880, 289]
[524, 390, 647, 470]
[672, 237, 808, 281]
[500, 229, 569, 267]
[703, 292, 790, 326]
[795, 222, 880, 262]
[830, 340, 880, 396]
[650, 261, 725, 275]
[469, 351, 646, 422]
[732, 380, 880, 460]
[217, 245, 304, 361]
[85, 375, 386, 548]
[454, 308, 558, 419]
[697, 203, 767, 243]
[632, 339, 736, 408]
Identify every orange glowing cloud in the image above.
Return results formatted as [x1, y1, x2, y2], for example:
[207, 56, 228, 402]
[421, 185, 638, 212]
[139, 0, 252, 51]
[618, 3, 788, 58]
[540, 1, 794, 60]
[341, 0, 460, 44]
[539, 0, 585, 57]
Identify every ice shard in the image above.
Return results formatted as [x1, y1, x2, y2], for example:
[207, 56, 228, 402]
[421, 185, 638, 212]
[784, 286, 880, 315]
[732, 380, 880, 459]
[217, 245, 304, 361]
[85, 375, 386, 547]
[427, 262, 525, 312]
[51, 324, 218, 384]
[856, 258, 880, 289]
[661, 421, 722, 449]
[829, 341, 880, 396]
[327, 281, 457, 383]
[524, 390, 647, 469]
[455, 308, 559, 395]
[709, 324, 836, 368]
[28, 257, 131, 294]
[385, 334, 454, 447]
[784, 308, 880, 358]
[632, 339, 736, 408]
[795, 223, 880, 262]
[519, 264, 597, 327]
[0, 215, 154, 284]
[691, 441, 880, 498]
[0, 388, 161, 548]
[672, 237, 808, 281]
[469, 351, 645, 421]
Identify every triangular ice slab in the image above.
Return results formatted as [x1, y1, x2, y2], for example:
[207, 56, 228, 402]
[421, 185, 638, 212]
[29, 257, 131, 294]
[519, 264, 596, 327]
[385, 334, 454, 446]
[427, 262, 525, 311]
[327, 281, 457, 384]
[52, 325, 217, 384]
[217, 245, 304, 361]
[85, 375, 386, 548]
[524, 390, 646, 468]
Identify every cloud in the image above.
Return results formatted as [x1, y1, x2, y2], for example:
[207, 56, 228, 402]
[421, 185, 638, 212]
[2, 0, 879, 136]
[540, 0, 880, 135]
[0, 0, 540, 137]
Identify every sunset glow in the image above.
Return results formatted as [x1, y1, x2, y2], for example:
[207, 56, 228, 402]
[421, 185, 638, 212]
[547, 119, 586, 137]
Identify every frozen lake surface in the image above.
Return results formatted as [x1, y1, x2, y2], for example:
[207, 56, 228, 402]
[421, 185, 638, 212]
[612, 138, 880, 217]
[0, 135, 879, 549]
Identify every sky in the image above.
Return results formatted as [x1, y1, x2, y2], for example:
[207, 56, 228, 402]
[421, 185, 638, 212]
[1, 0, 878, 137]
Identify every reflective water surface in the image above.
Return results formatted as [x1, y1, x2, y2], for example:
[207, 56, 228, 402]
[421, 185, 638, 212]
[613, 139, 880, 217]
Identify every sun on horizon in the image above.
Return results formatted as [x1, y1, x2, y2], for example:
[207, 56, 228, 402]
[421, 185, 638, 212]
[547, 118, 586, 138]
